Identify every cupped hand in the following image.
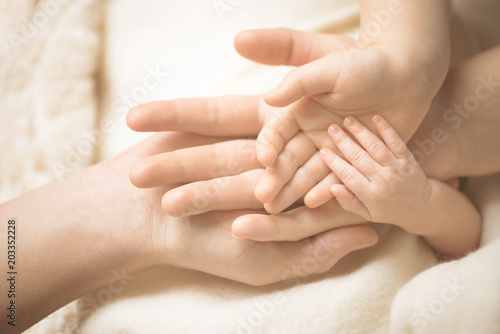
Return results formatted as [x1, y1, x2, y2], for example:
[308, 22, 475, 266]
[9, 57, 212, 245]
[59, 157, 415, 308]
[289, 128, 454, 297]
[235, 28, 444, 211]
[124, 88, 458, 245]
[127, 96, 267, 216]
[115, 131, 377, 286]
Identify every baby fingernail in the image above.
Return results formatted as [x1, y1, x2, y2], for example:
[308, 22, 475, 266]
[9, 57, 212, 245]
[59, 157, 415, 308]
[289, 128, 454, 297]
[344, 116, 355, 126]
[373, 115, 382, 123]
[320, 148, 330, 156]
[329, 124, 339, 134]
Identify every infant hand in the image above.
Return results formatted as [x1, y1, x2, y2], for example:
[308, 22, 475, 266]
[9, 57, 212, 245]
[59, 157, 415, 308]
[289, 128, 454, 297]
[255, 44, 435, 212]
[257, 44, 429, 165]
[319, 115, 431, 227]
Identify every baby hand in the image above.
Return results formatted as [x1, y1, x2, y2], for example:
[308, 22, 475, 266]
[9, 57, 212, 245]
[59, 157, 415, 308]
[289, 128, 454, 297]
[256, 44, 437, 212]
[319, 115, 431, 227]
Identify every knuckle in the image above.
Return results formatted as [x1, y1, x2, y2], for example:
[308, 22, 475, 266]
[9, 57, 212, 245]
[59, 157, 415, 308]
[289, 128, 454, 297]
[398, 159, 418, 177]
[339, 166, 353, 182]
[336, 135, 350, 148]
[367, 140, 384, 155]
[392, 141, 407, 154]
[348, 149, 365, 164]
[206, 98, 221, 127]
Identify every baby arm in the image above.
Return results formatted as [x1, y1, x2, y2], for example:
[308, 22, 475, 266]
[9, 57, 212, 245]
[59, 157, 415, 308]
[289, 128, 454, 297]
[255, 0, 451, 212]
[320, 115, 480, 258]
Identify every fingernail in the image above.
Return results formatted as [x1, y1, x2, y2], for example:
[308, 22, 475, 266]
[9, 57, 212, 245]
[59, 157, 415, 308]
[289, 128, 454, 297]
[373, 115, 382, 123]
[328, 124, 339, 135]
[344, 116, 355, 127]
[231, 233, 241, 239]
[320, 148, 330, 157]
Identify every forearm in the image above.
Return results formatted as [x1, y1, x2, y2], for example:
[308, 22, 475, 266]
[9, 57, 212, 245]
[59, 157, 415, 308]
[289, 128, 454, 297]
[0, 159, 149, 333]
[406, 180, 481, 257]
[410, 45, 500, 180]
[359, 0, 451, 91]
[443, 45, 500, 177]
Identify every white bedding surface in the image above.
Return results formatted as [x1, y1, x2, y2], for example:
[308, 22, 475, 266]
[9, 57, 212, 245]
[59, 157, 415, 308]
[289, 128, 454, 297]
[1, 0, 498, 333]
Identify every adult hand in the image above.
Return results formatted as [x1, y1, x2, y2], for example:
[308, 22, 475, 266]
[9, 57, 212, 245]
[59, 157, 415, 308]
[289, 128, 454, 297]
[132, 134, 377, 284]
[128, 36, 500, 245]
[0, 129, 377, 333]
[127, 97, 368, 241]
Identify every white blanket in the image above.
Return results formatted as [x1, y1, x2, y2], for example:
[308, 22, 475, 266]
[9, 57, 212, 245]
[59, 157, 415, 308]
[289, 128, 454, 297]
[1, 0, 499, 333]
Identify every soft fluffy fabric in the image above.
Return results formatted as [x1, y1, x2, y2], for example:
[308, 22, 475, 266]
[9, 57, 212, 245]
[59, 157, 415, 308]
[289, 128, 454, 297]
[389, 175, 500, 334]
[0, 0, 101, 203]
[1, 0, 498, 333]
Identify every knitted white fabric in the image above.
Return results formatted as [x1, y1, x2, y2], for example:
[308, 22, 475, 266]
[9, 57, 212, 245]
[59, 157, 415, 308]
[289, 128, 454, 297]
[0, 0, 101, 203]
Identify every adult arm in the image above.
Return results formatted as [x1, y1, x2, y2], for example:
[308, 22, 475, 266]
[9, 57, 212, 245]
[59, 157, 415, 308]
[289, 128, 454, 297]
[0, 131, 377, 333]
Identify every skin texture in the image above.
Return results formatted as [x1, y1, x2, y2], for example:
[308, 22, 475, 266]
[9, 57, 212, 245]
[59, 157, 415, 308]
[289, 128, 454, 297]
[3, 11, 500, 334]
[320, 116, 480, 257]
[248, 1, 451, 212]
[129, 45, 500, 244]
[0, 117, 378, 334]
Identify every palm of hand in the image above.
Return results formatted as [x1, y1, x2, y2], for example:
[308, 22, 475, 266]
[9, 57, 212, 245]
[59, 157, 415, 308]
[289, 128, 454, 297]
[256, 46, 433, 213]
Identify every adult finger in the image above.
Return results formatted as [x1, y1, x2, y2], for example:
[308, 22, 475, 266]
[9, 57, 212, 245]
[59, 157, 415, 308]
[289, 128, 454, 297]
[267, 224, 378, 285]
[182, 209, 377, 286]
[232, 199, 370, 242]
[234, 28, 355, 66]
[130, 139, 261, 188]
[127, 95, 264, 136]
[162, 169, 264, 217]
[125, 132, 223, 161]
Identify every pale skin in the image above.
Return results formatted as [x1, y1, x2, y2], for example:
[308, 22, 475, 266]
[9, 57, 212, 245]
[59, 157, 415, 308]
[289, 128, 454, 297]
[250, 0, 451, 213]
[3, 33, 498, 334]
[0, 116, 377, 334]
[130, 44, 500, 246]
[319, 115, 480, 257]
